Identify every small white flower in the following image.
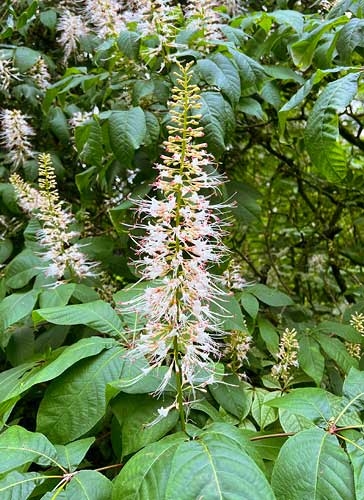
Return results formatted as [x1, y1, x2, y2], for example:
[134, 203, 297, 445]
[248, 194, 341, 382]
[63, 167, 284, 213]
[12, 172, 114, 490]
[0, 109, 35, 167]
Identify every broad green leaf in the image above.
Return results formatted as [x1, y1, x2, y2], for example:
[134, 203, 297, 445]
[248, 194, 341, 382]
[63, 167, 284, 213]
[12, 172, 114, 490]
[39, 9, 57, 30]
[210, 289, 246, 331]
[5, 337, 117, 401]
[55, 437, 95, 472]
[339, 367, 364, 418]
[197, 54, 241, 107]
[199, 91, 235, 159]
[271, 428, 355, 499]
[75, 120, 103, 166]
[39, 284, 76, 308]
[289, 16, 349, 70]
[0, 362, 36, 403]
[248, 284, 293, 307]
[238, 97, 265, 120]
[317, 320, 363, 343]
[5, 249, 43, 288]
[229, 49, 266, 96]
[108, 108, 146, 166]
[298, 334, 325, 386]
[316, 333, 358, 373]
[226, 180, 261, 224]
[117, 30, 141, 59]
[0, 471, 45, 500]
[269, 9, 304, 33]
[33, 300, 125, 339]
[111, 393, 179, 456]
[0, 290, 39, 340]
[0, 425, 59, 473]
[113, 424, 275, 500]
[336, 18, 364, 64]
[209, 374, 253, 420]
[251, 389, 279, 430]
[37, 346, 124, 443]
[305, 73, 359, 182]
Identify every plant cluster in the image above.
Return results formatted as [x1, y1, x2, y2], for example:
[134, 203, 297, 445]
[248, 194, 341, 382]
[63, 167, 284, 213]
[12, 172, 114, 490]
[0, 0, 363, 498]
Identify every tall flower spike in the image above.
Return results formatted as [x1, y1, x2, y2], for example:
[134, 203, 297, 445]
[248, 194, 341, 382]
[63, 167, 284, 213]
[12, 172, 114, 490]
[0, 109, 35, 168]
[57, 10, 89, 61]
[122, 62, 230, 425]
[83, 0, 124, 38]
[10, 153, 98, 285]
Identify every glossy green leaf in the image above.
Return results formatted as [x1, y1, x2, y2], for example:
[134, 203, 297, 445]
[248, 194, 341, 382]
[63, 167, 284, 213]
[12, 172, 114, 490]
[240, 292, 259, 319]
[0, 290, 39, 341]
[37, 346, 124, 443]
[272, 428, 355, 499]
[39, 284, 76, 308]
[5, 249, 43, 288]
[251, 389, 279, 430]
[209, 374, 253, 420]
[33, 300, 125, 339]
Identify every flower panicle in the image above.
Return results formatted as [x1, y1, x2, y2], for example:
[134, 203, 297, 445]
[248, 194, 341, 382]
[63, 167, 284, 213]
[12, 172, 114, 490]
[271, 327, 300, 385]
[10, 153, 98, 285]
[122, 62, 232, 403]
[0, 109, 35, 168]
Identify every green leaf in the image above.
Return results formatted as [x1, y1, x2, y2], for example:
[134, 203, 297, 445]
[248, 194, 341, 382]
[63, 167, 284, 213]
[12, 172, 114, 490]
[304, 72, 359, 182]
[37, 346, 124, 443]
[298, 334, 325, 386]
[347, 435, 364, 499]
[238, 98, 265, 120]
[48, 107, 70, 144]
[0, 425, 59, 473]
[39, 284, 76, 308]
[317, 320, 363, 343]
[271, 428, 355, 499]
[0, 290, 39, 340]
[269, 9, 304, 33]
[289, 16, 349, 70]
[340, 367, 364, 417]
[14, 47, 40, 72]
[39, 9, 57, 30]
[117, 30, 141, 59]
[229, 49, 266, 96]
[50, 470, 113, 500]
[0, 239, 13, 264]
[316, 333, 358, 373]
[199, 91, 235, 159]
[33, 300, 125, 339]
[209, 374, 253, 419]
[197, 54, 241, 107]
[258, 318, 279, 355]
[248, 284, 293, 307]
[111, 393, 179, 456]
[251, 389, 279, 430]
[75, 120, 103, 166]
[226, 180, 261, 224]
[336, 18, 364, 64]
[113, 424, 275, 499]
[0, 471, 45, 500]
[240, 292, 259, 319]
[108, 108, 146, 166]
[55, 437, 95, 472]
[5, 249, 43, 288]
[267, 388, 337, 429]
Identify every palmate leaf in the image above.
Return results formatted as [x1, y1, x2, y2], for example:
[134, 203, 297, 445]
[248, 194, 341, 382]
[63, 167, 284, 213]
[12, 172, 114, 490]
[304, 72, 360, 182]
[271, 428, 355, 499]
[112, 423, 275, 500]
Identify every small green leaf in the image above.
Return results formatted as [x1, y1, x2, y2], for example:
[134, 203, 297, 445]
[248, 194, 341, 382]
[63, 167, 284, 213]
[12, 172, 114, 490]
[336, 18, 364, 64]
[0, 290, 39, 340]
[251, 389, 279, 430]
[39, 9, 57, 30]
[258, 318, 279, 355]
[39, 284, 76, 308]
[117, 30, 141, 59]
[5, 250, 43, 289]
[48, 107, 70, 144]
[298, 334, 325, 386]
[14, 47, 40, 72]
[240, 292, 259, 319]
[249, 284, 293, 307]
[316, 333, 358, 373]
[54, 438, 96, 472]
[0, 239, 13, 264]
[209, 374, 253, 419]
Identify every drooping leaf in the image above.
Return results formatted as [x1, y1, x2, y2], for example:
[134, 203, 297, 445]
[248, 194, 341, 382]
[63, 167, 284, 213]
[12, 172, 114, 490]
[336, 18, 364, 64]
[304, 72, 360, 182]
[271, 428, 355, 499]
[297, 334, 325, 386]
[37, 346, 124, 443]
[108, 107, 146, 166]
[315, 333, 358, 373]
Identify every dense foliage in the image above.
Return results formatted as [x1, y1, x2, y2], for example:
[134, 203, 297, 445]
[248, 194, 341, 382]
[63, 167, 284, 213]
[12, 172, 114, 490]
[0, 0, 364, 498]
